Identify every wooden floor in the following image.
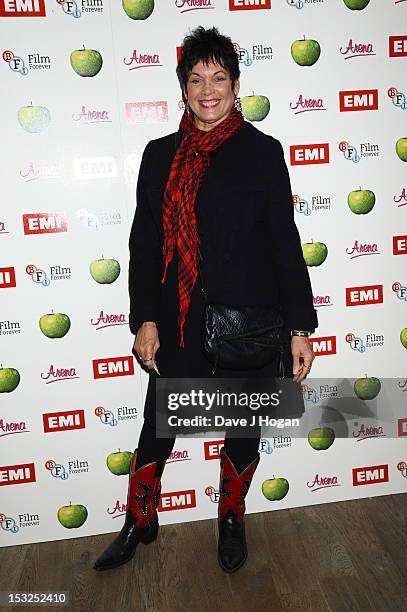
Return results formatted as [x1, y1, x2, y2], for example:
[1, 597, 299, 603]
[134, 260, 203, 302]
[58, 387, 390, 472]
[1, 494, 406, 612]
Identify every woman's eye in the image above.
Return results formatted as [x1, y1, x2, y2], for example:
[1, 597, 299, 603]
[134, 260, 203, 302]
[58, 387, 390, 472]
[190, 79, 200, 84]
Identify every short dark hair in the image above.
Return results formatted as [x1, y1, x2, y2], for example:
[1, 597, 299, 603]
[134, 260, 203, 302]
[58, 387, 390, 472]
[176, 26, 240, 98]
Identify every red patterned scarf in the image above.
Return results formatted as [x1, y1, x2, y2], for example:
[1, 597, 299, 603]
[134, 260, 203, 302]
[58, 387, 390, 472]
[161, 106, 244, 347]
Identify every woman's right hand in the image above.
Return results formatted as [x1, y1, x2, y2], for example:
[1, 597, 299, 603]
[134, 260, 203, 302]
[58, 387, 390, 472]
[133, 322, 160, 370]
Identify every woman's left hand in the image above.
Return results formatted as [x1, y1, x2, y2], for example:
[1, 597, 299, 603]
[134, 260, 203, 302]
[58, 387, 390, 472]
[291, 336, 315, 382]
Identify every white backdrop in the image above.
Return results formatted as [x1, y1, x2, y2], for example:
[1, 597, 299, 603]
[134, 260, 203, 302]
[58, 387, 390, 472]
[1, 0, 406, 546]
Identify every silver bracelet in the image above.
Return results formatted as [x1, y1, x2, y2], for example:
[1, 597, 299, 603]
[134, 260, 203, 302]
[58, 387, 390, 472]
[291, 330, 313, 337]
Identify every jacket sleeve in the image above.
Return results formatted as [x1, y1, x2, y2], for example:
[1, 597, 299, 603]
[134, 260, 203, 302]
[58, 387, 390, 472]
[128, 141, 163, 335]
[269, 139, 318, 331]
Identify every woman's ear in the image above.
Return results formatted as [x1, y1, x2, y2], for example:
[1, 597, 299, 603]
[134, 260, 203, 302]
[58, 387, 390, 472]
[234, 78, 240, 97]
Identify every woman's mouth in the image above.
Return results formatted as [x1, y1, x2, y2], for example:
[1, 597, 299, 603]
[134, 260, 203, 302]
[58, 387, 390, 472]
[199, 99, 221, 109]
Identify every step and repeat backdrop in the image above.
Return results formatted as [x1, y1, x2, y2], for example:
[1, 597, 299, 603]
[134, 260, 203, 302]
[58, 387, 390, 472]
[1, 0, 406, 546]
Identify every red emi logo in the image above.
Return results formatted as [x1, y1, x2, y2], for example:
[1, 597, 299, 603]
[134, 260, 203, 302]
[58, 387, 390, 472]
[0, 267, 16, 288]
[204, 440, 224, 460]
[290, 143, 329, 166]
[398, 418, 407, 437]
[346, 284, 383, 306]
[389, 35, 407, 57]
[23, 213, 67, 235]
[393, 235, 407, 255]
[229, 0, 271, 10]
[310, 336, 336, 356]
[352, 464, 389, 486]
[93, 355, 134, 379]
[0, 463, 36, 486]
[339, 89, 378, 112]
[43, 409, 86, 433]
[158, 490, 196, 511]
[0, 0, 45, 16]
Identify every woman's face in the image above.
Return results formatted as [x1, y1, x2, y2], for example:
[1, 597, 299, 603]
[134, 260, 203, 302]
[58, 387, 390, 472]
[185, 60, 240, 132]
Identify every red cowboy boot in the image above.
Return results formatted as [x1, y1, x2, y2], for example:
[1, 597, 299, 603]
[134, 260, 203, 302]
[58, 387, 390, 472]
[94, 450, 165, 571]
[217, 446, 260, 573]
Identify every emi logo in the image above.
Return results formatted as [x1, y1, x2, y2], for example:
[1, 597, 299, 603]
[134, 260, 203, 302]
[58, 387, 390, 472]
[393, 235, 407, 255]
[158, 490, 196, 511]
[290, 143, 329, 166]
[229, 0, 271, 10]
[398, 418, 407, 437]
[389, 35, 407, 58]
[0, 0, 46, 16]
[23, 213, 67, 235]
[346, 284, 383, 306]
[339, 89, 378, 112]
[92, 356, 134, 379]
[352, 464, 389, 486]
[0, 463, 36, 486]
[43, 409, 86, 433]
[0, 267, 16, 288]
[310, 336, 336, 356]
[204, 440, 224, 460]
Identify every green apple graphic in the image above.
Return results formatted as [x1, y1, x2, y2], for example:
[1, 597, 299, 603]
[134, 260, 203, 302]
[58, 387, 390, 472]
[106, 450, 133, 475]
[262, 477, 289, 501]
[291, 37, 321, 67]
[0, 367, 20, 393]
[122, 0, 154, 19]
[18, 103, 50, 133]
[57, 504, 88, 529]
[395, 138, 407, 162]
[342, 0, 370, 9]
[241, 93, 270, 122]
[89, 257, 121, 284]
[308, 427, 335, 451]
[400, 328, 407, 349]
[354, 376, 381, 400]
[70, 46, 103, 77]
[347, 188, 375, 214]
[302, 241, 328, 267]
[39, 312, 71, 338]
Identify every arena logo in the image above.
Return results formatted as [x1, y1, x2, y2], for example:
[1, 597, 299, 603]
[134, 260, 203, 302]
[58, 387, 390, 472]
[338, 140, 379, 163]
[166, 449, 191, 463]
[42, 409, 86, 433]
[290, 143, 329, 166]
[345, 331, 384, 353]
[74, 156, 118, 179]
[0, 220, 9, 234]
[0, 0, 46, 16]
[352, 423, 386, 442]
[125, 101, 168, 124]
[398, 418, 407, 436]
[289, 94, 326, 115]
[91, 310, 127, 330]
[286, 0, 325, 10]
[339, 89, 378, 112]
[158, 490, 196, 511]
[389, 35, 407, 57]
[233, 42, 273, 66]
[293, 193, 332, 216]
[23, 212, 67, 235]
[0, 463, 36, 486]
[2, 49, 52, 75]
[57, 0, 104, 19]
[339, 38, 375, 60]
[44, 458, 89, 480]
[397, 460, 407, 479]
[346, 240, 380, 260]
[309, 336, 336, 356]
[0, 418, 29, 438]
[0, 512, 40, 534]
[20, 161, 61, 182]
[77, 208, 122, 231]
[72, 104, 111, 123]
[0, 319, 21, 335]
[94, 404, 138, 427]
[41, 364, 79, 384]
[229, 0, 271, 10]
[306, 473, 340, 492]
[93, 355, 134, 379]
[302, 383, 338, 403]
[175, 0, 215, 14]
[26, 263, 71, 287]
[393, 281, 407, 302]
[393, 234, 407, 255]
[123, 49, 163, 71]
[346, 284, 383, 306]
[313, 294, 334, 308]
[352, 464, 389, 486]
[387, 87, 407, 111]
[0, 267, 16, 288]
[204, 439, 224, 460]
[107, 500, 127, 519]
[394, 187, 407, 207]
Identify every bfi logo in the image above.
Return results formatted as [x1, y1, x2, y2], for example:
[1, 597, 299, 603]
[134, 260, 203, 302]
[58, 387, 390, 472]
[339, 89, 378, 112]
[0, 0, 46, 16]
[389, 35, 407, 58]
[23, 213, 67, 235]
[398, 418, 407, 437]
[310, 336, 337, 356]
[0, 463, 36, 486]
[229, 0, 271, 10]
[346, 284, 383, 306]
[92, 355, 134, 379]
[393, 235, 407, 255]
[43, 409, 85, 433]
[204, 440, 224, 460]
[158, 490, 196, 511]
[290, 143, 329, 166]
[352, 464, 389, 486]
[0, 267, 16, 288]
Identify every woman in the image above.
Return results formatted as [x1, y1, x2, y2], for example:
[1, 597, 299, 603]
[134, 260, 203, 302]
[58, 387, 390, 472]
[94, 26, 318, 574]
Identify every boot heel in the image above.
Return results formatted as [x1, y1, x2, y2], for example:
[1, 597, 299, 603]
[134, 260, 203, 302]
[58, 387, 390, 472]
[140, 524, 158, 544]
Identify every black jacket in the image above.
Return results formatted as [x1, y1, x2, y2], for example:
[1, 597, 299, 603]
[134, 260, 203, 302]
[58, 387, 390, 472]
[128, 121, 318, 335]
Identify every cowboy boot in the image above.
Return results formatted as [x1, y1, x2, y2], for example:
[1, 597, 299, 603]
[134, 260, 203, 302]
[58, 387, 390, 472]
[217, 446, 260, 573]
[93, 450, 165, 571]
